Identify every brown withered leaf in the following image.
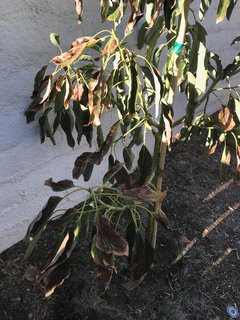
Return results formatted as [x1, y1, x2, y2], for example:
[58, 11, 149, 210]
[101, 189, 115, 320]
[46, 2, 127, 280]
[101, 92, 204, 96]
[103, 162, 125, 185]
[148, 0, 163, 27]
[44, 261, 70, 297]
[52, 37, 99, 67]
[72, 82, 84, 101]
[101, 121, 120, 156]
[102, 38, 117, 56]
[95, 214, 129, 256]
[44, 178, 74, 192]
[56, 74, 64, 92]
[209, 142, 218, 155]
[88, 69, 105, 126]
[125, 2, 143, 35]
[123, 186, 167, 203]
[24, 265, 38, 282]
[152, 210, 170, 229]
[122, 260, 147, 290]
[31, 65, 48, 98]
[218, 107, 235, 131]
[74, 0, 83, 24]
[24, 196, 62, 242]
[64, 74, 73, 110]
[171, 230, 190, 244]
[97, 265, 113, 292]
[73, 151, 102, 179]
[40, 75, 53, 104]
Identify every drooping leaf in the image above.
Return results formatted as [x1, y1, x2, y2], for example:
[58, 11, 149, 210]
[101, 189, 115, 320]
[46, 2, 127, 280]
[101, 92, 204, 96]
[195, 42, 208, 94]
[97, 265, 114, 292]
[102, 37, 118, 56]
[40, 75, 53, 104]
[125, 0, 143, 35]
[128, 59, 139, 115]
[44, 261, 70, 297]
[74, 0, 83, 24]
[72, 82, 84, 101]
[123, 146, 135, 170]
[218, 107, 235, 131]
[24, 196, 62, 242]
[216, 0, 230, 24]
[138, 145, 152, 185]
[103, 162, 125, 184]
[220, 142, 231, 179]
[60, 109, 75, 148]
[50, 33, 61, 48]
[39, 108, 56, 145]
[227, 0, 238, 20]
[83, 162, 94, 182]
[163, 0, 176, 30]
[123, 186, 167, 203]
[44, 178, 75, 192]
[73, 152, 102, 179]
[137, 22, 148, 49]
[199, 0, 212, 20]
[95, 214, 129, 256]
[64, 74, 73, 110]
[97, 125, 104, 148]
[31, 65, 48, 98]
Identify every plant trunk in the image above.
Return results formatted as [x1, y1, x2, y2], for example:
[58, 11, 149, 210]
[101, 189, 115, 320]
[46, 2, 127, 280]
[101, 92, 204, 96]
[150, 0, 192, 249]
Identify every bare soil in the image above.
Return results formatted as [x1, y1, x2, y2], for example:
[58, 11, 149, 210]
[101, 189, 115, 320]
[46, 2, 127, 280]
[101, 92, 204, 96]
[1, 135, 240, 320]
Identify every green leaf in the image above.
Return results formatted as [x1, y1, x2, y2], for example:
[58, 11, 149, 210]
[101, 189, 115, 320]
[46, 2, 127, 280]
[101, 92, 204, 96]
[138, 145, 152, 185]
[39, 108, 56, 145]
[73, 101, 83, 144]
[209, 52, 223, 79]
[50, 33, 61, 47]
[195, 42, 208, 94]
[227, 0, 238, 20]
[60, 109, 75, 148]
[132, 125, 143, 146]
[128, 60, 139, 114]
[137, 22, 148, 49]
[83, 162, 94, 182]
[199, 0, 212, 20]
[216, 0, 230, 24]
[123, 146, 135, 170]
[231, 36, 240, 45]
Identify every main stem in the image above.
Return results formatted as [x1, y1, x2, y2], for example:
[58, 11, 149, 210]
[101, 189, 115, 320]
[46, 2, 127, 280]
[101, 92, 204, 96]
[151, 0, 192, 249]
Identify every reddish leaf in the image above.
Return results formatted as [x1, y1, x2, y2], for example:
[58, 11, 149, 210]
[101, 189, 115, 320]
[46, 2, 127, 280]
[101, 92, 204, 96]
[44, 178, 74, 192]
[95, 214, 129, 256]
[44, 261, 70, 297]
[52, 37, 100, 67]
[75, 0, 83, 24]
[218, 107, 235, 131]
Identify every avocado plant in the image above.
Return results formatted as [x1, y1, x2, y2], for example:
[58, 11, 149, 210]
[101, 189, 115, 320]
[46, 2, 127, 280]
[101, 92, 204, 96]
[24, 0, 240, 297]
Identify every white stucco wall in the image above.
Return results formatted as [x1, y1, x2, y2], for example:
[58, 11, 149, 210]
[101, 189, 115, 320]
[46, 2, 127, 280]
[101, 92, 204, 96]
[0, 0, 239, 253]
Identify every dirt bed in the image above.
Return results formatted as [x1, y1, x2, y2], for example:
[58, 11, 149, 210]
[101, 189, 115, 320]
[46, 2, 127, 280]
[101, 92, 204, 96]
[1, 135, 240, 320]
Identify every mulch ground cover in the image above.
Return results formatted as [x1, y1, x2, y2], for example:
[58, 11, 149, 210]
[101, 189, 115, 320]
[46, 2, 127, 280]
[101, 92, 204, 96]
[0, 135, 239, 320]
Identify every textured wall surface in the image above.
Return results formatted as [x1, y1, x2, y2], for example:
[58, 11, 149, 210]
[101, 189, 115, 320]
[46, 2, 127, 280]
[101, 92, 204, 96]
[0, 0, 239, 253]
